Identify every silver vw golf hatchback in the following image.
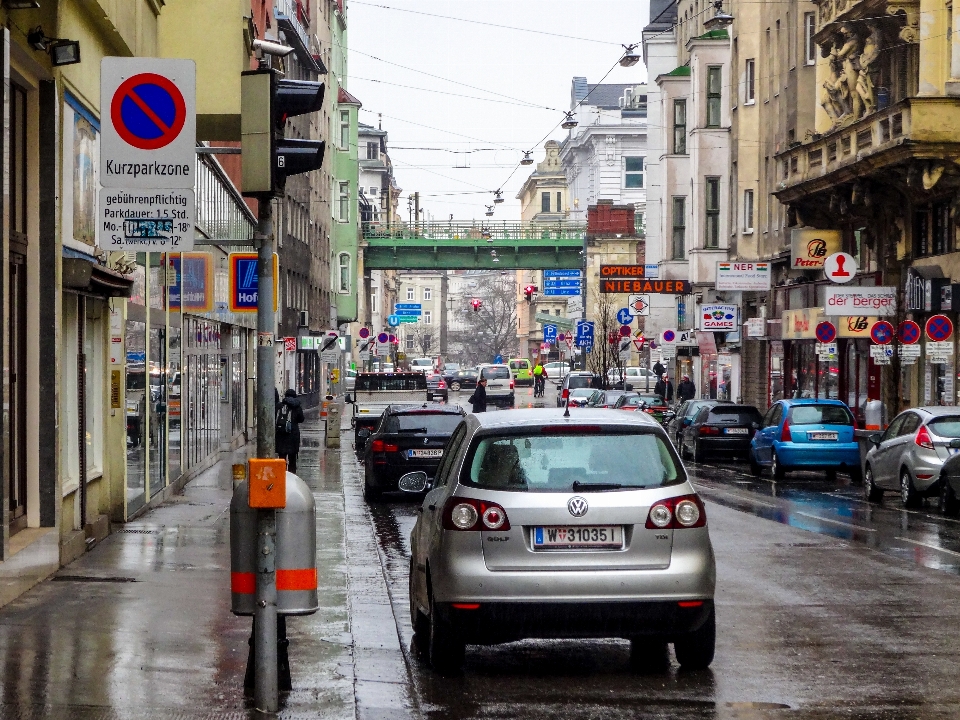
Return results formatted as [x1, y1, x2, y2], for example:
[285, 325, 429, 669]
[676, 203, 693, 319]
[401, 408, 716, 675]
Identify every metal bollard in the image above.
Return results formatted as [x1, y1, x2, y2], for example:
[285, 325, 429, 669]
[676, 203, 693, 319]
[325, 401, 341, 448]
[230, 471, 318, 694]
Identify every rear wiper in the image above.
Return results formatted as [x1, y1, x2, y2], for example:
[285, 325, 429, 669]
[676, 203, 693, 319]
[397, 427, 429, 433]
[572, 481, 623, 491]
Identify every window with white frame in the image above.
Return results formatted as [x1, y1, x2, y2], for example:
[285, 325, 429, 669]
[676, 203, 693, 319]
[339, 253, 351, 293]
[424, 310, 432, 325]
[406, 286, 415, 301]
[371, 293, 379, 314]
[804, 13, 816, 65]
[338, 182, 349, 221]
[672, 197, 686, 260]
[705, 177, 720, 248]
[624, 157, 644, 188]
[745, 59, 756, 104]
[423, 287, 432, 301]
[370, 187, 377, 195]
[406, 337, 415, 351]
[706, 67, 722, 127]
[743, 189, 755, 232]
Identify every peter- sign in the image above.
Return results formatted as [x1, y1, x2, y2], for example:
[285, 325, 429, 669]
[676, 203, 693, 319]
[823, 287, 897, 316]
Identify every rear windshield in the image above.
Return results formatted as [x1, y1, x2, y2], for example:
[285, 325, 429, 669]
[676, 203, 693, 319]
[567, 375, 593, 389]
[387, 413, 463, 434]
[509, 361, 528, 370]
[356, 374, 427, 391]
[707, 407, 763, 424]
[463, 432, 681, 491]
[788, 404, 853, 426]
[928, 417, 960, 438]
[481, 367, 510, 380]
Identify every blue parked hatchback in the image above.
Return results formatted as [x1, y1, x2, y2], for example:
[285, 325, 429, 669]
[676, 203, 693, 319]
[749, 399, 861, 481]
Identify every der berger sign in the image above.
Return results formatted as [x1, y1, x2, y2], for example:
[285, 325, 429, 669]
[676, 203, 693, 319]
[823, 286, 897, 316]
[599, 266, 690, 294]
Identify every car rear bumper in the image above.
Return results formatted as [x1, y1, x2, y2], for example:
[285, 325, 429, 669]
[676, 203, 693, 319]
[699, 436, 753, 453]
[439, 599, 714, 644]
[776, 442, 860, 468]
[369, 459, 444, 487]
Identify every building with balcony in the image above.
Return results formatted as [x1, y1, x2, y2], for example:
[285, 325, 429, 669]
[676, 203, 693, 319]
[773, 0, 960, 414]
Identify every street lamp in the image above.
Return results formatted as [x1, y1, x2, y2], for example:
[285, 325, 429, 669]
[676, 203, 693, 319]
[619, 44, 640, 67]
[704, 0, 734, 30]
[561, 112, 578, 130]
[521, 151, 534, 166]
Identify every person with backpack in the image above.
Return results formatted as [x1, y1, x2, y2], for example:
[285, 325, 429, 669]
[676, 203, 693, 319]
[275, 388, 305, 472]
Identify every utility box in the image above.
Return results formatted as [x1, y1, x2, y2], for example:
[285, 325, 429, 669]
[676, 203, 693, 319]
[325, 402, 341, 448]
[230, 473, 319, 616]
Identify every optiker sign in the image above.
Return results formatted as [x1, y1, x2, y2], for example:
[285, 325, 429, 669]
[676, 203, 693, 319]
[228, 252, 278, 313]
[824, 286, 897, 316]
[790, 229, 841, 270]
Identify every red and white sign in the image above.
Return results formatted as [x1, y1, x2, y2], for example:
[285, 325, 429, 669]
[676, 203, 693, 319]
[823, 252, 858, 284]
[823, 286, 896, 316]
[283, 337, 296, 352]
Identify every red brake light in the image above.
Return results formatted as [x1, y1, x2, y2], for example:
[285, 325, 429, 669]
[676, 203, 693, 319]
[510, 379, 515, 389]
[562, 388, 570, 399]
[442, 497, 511, 531]
[780, 419, 792, 442]
[698, 426, 720, 435]
[916, 425, 934, 449]
[371, 439, 398, 453]
[645, 494, 706, 529]
[438, 381, 446, 388]
[371, 439, 384, 452]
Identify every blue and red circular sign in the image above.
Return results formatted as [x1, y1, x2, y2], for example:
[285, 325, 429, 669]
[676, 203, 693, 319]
[870, 321, 894, 345]
[897, 320, 921, 345]
[377, 332, 388, 343]
[926, 314, 954, 341]
[112, 73, 187, 150]
[662, 330, 676, 343]
[619, 325, 632, 337]
[815, 321, 837, 343]
[358, 327, 370, 339]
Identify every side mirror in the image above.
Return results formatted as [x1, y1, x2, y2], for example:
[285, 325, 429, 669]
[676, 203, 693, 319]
[358, 428, 372, 440]
[868, 432, 883, 447]
[398, 471, 429, 493]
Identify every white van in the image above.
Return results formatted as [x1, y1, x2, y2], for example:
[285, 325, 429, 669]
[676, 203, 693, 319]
[410, 357, 434, 373]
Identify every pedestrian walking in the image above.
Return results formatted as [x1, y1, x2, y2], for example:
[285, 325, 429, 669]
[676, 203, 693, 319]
[276, 388, 305, 472]
[677, 375, 696, 402]
[655, 373, 674, 403]
[467, 376, 488, 413]
[652, 360, 666, 378]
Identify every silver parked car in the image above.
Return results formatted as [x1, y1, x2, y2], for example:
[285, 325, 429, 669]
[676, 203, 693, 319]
[399, 408, 717, 675]
[863, 407, 960, 507]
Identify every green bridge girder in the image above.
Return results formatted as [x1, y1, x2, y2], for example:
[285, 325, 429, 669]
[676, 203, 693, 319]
[361, 221, 588, 270]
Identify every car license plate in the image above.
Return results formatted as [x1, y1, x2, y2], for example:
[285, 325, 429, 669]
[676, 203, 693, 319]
[408, 449, 443, 458]
[809, 431, 838, 441]
[533, 526, 623, 549]
[724, 427, 749, 435]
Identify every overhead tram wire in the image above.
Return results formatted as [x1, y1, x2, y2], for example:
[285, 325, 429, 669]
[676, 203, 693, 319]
[351, 75, 563, 110]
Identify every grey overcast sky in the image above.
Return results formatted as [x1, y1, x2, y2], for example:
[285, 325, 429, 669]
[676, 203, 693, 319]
[346, 0, 651, 223]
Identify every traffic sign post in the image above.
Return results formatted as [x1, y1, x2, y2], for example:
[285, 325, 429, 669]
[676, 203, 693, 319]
[387, 315, 400, 327]
[616, 307, 634, 325]
[543, 324, 558, 343]
[815, 321, 837, 344]
[823, 252, 858, 283]
[870, 320, 894, 345]
[898, 320, 921, 345]
[99, 58, 197, 251]
[627, 294, 650, 316]
[926, 315, 954, 342]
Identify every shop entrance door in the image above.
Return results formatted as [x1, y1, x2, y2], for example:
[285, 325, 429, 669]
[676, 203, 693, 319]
[8, 254, 27, 534]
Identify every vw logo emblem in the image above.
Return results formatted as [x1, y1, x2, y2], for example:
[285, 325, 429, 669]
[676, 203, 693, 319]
[423, 437, 429, 445]
[567, 496, 588, 517]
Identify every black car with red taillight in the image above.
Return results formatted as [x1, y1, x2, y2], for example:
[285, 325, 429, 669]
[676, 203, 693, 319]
[362, 404, 466, 502]
[425, 373, 449, 402]
[679, 404, 763, 462]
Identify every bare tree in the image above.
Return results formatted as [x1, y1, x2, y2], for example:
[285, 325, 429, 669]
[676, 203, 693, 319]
[448, 273, 518, 365]
[586, 289, 627, 388]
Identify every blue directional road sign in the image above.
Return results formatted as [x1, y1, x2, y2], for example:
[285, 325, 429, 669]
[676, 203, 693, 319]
[542, 279, 582, 289]
[387, 315, 400, 327]
[394, 303, 422, 310]
[543, 324, 558, 343]
[616, 307, 634, 325]
[543, 270, 582, 278]
[393, 309, 422, 316]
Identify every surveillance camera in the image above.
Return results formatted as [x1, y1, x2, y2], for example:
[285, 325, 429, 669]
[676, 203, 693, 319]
[253, 38, 295, 57]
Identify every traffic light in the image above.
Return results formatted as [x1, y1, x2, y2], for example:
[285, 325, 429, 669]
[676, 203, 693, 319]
[523, 285, 537, 302]
[470, 298, 483, 312]
[241, 69, 325, 197]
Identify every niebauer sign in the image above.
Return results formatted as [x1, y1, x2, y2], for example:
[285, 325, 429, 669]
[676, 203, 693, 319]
[600, 278, 691, 294]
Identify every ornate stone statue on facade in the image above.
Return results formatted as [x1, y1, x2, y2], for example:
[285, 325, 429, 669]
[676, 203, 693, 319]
[857, 23, 883, 115]
[837, 24, 864, 121]
[821, 49, 849, 125]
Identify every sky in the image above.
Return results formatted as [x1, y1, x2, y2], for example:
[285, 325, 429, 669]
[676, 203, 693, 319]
[346, 0, 651, 223]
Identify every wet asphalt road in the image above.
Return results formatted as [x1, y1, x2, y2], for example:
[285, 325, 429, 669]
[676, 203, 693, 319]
[347, 386, 960, 719]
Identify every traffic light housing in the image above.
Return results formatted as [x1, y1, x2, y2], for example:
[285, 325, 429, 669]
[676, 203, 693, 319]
[241, 69, 326, 197]
[523, 285, 537, 302]
[470, 298, 482, 312]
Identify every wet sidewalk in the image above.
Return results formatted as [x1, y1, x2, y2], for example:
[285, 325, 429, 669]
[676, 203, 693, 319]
[0, 418, 417, 719]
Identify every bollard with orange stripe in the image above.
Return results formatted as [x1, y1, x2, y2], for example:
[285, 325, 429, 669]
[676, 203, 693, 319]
[229, 465, 319, 617]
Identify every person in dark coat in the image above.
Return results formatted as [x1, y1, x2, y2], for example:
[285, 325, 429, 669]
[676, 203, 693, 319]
[276, 388, 305, 472]
[655, 373, 674, 403]
[677, 375, 696, 402]
[467, 377, 488, 413]
[652, 360, 666, 378]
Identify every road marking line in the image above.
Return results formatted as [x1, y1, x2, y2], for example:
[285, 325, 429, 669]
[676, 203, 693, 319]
[794, 511, 876, 533]
[692, 483, 778, 508]
[895, 537, 960, 558]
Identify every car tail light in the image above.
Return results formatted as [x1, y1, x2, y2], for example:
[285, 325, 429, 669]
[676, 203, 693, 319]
[438, 381, 446, 389]
[562, 388, 570, 400]
[442, 497, 511, 531]
[510, 379, 515, 389]
[645, 494, 707, 529]
[780, 419, 792, 442]
[916, 425, 934, 449]
[699, 426, 720, 435]
[370, 440, 399, 453]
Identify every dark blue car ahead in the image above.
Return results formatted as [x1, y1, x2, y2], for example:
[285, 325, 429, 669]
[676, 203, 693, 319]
[749, 399, 861, 481]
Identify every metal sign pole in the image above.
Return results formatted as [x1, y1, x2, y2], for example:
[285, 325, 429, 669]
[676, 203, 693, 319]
[254, 199, 279, 713]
